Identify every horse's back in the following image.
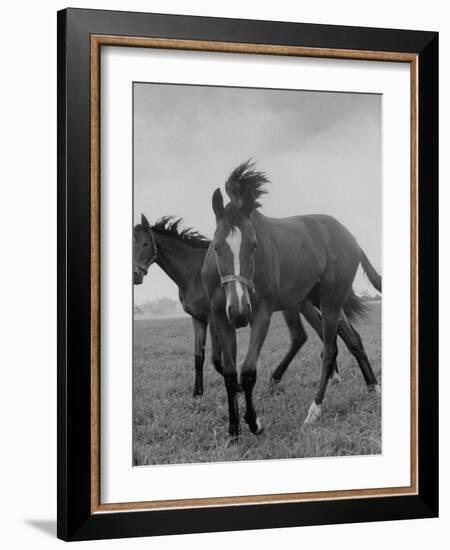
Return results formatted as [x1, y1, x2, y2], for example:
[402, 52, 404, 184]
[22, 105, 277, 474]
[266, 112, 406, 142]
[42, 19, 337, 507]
[261, 213, 359, 255]
[252, 212, 361, 309]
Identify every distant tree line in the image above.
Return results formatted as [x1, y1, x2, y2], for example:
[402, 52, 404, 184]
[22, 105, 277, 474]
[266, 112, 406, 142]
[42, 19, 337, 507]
[134, 297, 187, 318]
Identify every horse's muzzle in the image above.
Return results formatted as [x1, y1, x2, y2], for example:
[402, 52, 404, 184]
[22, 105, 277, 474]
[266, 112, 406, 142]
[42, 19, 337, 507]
[133, 271, 144, 285]
[227, 305, 251, 328]
[133, 263, 148, 285]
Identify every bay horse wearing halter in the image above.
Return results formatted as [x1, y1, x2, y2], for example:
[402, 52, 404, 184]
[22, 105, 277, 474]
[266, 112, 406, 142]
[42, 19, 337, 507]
[202, 161, 381, 437]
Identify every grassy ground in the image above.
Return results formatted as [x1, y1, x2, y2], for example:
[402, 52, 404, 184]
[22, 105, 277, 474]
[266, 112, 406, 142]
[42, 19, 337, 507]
[133, 303, 381, 465]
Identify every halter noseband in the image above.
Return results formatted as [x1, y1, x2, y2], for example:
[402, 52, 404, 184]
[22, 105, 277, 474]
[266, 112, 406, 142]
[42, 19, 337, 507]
[135, 229, 157, 275]
[220, 274, 255, 294]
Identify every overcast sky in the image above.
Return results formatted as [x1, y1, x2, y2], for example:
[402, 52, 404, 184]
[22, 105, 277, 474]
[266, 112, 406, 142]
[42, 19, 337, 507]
[133, 82, 381, 304]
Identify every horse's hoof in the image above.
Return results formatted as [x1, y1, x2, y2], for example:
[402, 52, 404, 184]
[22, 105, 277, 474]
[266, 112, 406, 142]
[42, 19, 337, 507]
[269, 377, 282, 392]
[236, 383, 243, 393]
[228, 425, 241, 438]
[330, 372, 341, 385]
[368, 384, 381, 395]
[244, 414, 264, 435]
[253, 417, 264, 435]
[193, 390, 203, 398]
[304, 401, 322, 424]
[213, 362, 223, 376]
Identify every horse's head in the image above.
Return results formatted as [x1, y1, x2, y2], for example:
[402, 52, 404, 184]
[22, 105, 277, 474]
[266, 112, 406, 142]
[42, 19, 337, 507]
[212, 188, 258, 328]
[133, 214, 157, 285]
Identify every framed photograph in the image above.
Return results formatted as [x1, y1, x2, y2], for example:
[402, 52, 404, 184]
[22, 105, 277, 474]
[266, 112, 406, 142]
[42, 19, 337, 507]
[57, 8, 438, 541]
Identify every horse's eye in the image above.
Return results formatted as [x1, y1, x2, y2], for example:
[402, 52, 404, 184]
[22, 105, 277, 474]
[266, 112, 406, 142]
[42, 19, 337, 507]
[143, 242, 148, 247]
[252, 241, 258, 249]
[214, 245, 221, 256]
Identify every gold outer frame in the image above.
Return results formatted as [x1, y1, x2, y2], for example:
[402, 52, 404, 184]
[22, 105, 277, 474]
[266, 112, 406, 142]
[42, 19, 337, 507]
[90, 35, 419, 514]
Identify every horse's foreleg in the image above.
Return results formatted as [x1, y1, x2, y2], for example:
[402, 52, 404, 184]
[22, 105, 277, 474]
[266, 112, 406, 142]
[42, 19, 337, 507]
[304, 307, 340, 424]
[212, 310, 240, 437]
[209, 319, 223, 376]
[192, 318, 207, 397]
[241, 307, 271, 435]
[271, 308, 307, 384]
[337, 314, 380, 392]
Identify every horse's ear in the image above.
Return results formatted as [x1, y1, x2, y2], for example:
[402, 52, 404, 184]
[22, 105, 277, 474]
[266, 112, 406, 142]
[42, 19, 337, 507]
[141, 214, 150, 230]
[212, 188, 224, 220]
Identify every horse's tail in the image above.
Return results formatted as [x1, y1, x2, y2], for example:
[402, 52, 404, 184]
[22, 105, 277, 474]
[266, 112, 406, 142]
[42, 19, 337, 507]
[360, 248, 382, 292]
[343, 291, 368, 321]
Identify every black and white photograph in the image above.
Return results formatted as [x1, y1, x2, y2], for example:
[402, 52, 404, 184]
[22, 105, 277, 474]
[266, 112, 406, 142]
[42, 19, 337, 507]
[0, 0, 442, 545]
[132, 82, 382, 466]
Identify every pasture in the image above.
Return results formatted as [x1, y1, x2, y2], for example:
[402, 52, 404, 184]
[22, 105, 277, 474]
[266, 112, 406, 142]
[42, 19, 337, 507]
[133, 303, 381, 466]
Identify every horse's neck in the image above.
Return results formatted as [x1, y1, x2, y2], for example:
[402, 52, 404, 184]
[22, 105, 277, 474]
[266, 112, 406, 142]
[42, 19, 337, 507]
[252, 210, 296, 264]
[154, 233, 205, 293]
[251, 210, 271, 241]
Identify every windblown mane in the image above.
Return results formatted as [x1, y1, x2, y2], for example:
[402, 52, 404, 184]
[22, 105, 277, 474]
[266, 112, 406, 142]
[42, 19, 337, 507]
[225, 159, 269, 208]
[151, 216, 210, 249]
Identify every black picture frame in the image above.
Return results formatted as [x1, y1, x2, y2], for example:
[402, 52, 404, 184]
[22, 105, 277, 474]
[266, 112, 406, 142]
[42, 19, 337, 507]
[57, 7, 438, 542]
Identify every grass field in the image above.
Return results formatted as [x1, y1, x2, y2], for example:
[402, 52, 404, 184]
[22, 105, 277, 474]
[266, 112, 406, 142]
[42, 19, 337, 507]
[133, 303, 381, 466]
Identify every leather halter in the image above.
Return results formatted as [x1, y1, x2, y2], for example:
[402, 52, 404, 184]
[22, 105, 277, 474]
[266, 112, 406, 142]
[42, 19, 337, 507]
[220, 273, 255, 294]
[135, 229, 157, 275]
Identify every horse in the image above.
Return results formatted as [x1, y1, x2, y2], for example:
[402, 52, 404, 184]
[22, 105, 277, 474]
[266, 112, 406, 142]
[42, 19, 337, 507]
[133, 215, 365, 397]
[201, 160, 381, 437]
[133, 215, 220, 396]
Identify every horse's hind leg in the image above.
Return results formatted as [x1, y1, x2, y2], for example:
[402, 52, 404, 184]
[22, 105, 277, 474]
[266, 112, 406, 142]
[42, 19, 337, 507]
[192, 318, 207, 397]
[337, 314, 380, 393]
[304, 306, 340, 424]
[271, 308, 307, 384]
[300, 300, 340, 383]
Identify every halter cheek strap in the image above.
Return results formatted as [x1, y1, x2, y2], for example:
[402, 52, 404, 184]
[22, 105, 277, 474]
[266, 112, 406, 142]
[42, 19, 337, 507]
[220, 274, 255, 294]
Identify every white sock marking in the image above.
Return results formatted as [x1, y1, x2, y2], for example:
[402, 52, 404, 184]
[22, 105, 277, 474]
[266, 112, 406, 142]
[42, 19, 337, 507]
[304, 401, 322, 424]
[255, 417, 263, 434]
